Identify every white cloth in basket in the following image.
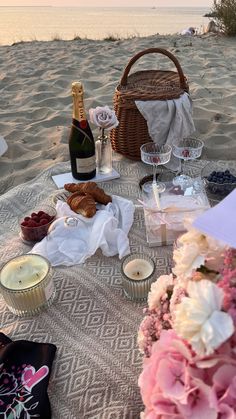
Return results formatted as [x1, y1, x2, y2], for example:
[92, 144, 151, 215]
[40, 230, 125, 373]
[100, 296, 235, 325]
[30, 195, 135, 266]
[135, 92, 195, 171]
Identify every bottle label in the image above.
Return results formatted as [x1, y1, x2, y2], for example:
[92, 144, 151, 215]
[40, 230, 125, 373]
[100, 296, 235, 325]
[76, 156, 96, 173]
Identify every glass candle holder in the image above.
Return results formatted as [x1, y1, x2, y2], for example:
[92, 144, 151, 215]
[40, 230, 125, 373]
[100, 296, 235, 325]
[0, 254, 55, 317]
[121, 253, 156, 301]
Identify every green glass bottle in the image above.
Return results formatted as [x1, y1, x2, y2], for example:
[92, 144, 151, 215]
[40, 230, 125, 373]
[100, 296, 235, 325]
[69, 82, 96, 180]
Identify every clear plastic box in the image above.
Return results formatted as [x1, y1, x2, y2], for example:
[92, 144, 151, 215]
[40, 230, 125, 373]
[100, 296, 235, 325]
[142, 182, 210, 247]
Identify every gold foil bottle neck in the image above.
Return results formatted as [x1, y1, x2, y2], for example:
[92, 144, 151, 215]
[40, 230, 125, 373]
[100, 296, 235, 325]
[71, 82, 86, 121]
[72, 82, 84, 98]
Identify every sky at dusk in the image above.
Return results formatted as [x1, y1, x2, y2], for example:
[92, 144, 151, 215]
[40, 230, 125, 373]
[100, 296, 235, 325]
[0, 0, 212, 7]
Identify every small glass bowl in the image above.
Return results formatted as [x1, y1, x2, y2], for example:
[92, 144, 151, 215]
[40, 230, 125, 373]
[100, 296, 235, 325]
[19, 204, 57, 243]
[201, 162, 236, 199]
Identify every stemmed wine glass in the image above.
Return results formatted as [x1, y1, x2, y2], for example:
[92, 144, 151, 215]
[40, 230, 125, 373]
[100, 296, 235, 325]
[140, 143, 172, 208]
[172, 138, 204, 188]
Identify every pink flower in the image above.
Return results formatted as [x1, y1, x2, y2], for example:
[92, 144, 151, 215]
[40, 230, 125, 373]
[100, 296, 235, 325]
[139, 330, 197, 417]
[177, 378, 217, 419]
[138, 329, 236, 418]
[156, 357, 189, 402]
[211, 364, 236, 416]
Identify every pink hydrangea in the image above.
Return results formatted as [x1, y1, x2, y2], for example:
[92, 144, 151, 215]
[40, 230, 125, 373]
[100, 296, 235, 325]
[139, 330, 236, 418]
[211, 364, 236, 415]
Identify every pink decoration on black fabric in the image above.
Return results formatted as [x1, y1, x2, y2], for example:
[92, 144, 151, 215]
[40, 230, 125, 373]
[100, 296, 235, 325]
[0, 333, 56, 418]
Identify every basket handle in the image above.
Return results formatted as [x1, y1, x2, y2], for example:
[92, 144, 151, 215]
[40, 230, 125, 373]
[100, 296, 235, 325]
[120, 48, 187, 90]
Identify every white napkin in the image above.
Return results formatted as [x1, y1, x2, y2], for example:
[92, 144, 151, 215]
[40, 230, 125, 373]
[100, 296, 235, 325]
[30, 195, 135, 266]
[135, 92, 195, 171]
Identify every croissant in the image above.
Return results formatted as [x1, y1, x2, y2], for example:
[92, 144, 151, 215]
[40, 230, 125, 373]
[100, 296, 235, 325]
[66, 191, 82, 207]
[64, 182, 112, 205]
[82, 182, 112, 205]
[67, 192, 96, 218]
[64, 183, 81, 193]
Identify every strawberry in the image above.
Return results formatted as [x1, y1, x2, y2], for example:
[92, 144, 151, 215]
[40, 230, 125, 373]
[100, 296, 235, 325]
[42, 213, 51, 219]
[37, 211, 45, 217]
[21, 221, 29, 227]
[31, 212, 38, 218]
[27, 220, 38, 227]
[32, 216, 40, 223]
[24, 216, 31, 222]
[39, 218, 49, 225]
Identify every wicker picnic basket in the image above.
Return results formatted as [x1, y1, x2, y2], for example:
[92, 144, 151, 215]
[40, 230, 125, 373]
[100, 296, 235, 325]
[110, 48, 189, 160]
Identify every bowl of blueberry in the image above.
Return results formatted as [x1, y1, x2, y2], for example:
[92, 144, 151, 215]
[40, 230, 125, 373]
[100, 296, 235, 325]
[201, 162, 236, 198]
[19, 205, 57, 243]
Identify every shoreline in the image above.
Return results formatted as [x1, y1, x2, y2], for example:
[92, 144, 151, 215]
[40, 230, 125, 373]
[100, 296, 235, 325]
[0, 33, 235, 194]
[0, 31, 221, 48]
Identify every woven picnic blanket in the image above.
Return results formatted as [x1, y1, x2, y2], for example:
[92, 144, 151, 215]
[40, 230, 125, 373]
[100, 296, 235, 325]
[0, 154, 219, 419]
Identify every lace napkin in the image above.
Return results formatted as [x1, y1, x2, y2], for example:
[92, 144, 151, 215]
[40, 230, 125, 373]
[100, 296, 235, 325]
[30, 195, 135, 266]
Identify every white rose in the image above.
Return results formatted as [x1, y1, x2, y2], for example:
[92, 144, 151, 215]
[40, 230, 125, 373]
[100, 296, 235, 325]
[89, 106, 119, 130]
[148, 274, 174, 310]
[173, 280, 234, 356]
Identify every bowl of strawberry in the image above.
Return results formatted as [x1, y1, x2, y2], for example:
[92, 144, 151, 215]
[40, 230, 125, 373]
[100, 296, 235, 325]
[20, 205, 57, 243]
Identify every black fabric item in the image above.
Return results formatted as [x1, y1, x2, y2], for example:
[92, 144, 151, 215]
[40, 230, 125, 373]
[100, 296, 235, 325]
[0, 333, 56, 418]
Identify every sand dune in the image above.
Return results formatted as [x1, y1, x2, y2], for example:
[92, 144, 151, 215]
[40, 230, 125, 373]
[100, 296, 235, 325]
[0, 34, 236, 194]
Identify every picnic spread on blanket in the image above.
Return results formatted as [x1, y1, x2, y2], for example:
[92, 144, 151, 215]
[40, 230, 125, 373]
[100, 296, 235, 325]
[1, 47, 236, 419]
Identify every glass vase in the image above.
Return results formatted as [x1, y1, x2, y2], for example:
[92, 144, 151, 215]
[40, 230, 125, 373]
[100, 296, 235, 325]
[96, 135, 112, 174]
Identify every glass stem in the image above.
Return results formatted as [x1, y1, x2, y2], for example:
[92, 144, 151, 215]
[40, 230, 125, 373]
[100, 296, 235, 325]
[153, 164, 157, 184]
[182, 159, 187, 176]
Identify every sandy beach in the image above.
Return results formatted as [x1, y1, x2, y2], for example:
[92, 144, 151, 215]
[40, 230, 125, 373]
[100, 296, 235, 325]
[0, 33, 236, 194]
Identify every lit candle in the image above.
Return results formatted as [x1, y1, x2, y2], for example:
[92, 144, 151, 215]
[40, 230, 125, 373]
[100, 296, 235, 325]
[0, 254, 55, 316]
[123, 259, 154, 280]
[121, 254, 155, 301]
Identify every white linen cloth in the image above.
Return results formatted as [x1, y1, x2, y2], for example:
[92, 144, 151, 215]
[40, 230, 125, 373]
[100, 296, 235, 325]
[135, 92, 195, 171]
[30, 195, 135, 266]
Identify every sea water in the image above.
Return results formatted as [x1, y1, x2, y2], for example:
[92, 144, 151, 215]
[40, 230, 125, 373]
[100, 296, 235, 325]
[0, 6, 210, 46]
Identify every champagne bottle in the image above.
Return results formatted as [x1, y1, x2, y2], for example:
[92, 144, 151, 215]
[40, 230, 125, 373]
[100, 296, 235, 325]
[68, 82, 96, 180]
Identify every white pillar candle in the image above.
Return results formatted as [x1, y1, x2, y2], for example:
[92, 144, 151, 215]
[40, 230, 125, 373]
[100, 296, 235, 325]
[123, 259, 154, 280]
[0, 254, 55, 316]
